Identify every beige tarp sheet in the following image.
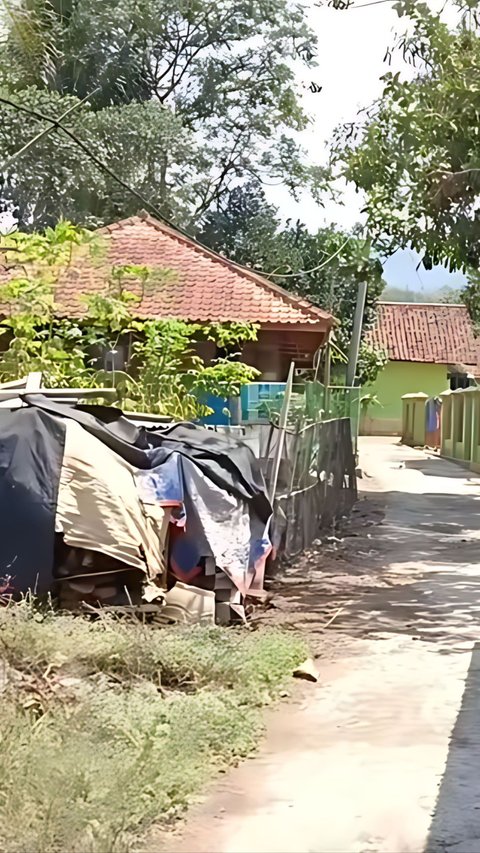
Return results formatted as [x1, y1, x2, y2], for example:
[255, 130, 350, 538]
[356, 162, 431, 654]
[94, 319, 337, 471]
[55, 420, 167, 578]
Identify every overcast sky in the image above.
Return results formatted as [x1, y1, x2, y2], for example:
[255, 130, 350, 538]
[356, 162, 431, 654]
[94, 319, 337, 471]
[268, 0, 467, 296]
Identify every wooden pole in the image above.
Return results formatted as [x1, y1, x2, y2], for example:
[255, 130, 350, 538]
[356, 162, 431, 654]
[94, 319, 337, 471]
[323, 335, 332, 415]
[268, 361, 295, 506]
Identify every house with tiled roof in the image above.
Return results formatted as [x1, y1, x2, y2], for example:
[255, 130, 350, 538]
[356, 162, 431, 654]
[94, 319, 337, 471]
[363, 302, 480, 434]
[54, 212, 334, 382]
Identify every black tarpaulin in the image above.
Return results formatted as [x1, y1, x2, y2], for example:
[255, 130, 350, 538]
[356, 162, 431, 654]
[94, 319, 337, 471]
[0, 397, 272, 595]
[0, 407, 66, 593]
[24, 396, 272, 521]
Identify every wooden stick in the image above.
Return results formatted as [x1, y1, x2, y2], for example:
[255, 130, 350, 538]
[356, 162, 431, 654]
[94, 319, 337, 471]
[322, 602, 351, 630]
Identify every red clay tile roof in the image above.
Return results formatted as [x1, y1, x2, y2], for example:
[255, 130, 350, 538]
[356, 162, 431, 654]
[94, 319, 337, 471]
[54, 213, 333, 328]
[369, 302, 480, 366]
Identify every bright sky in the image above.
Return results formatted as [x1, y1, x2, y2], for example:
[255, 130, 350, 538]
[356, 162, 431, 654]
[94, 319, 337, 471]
[269, 0, 467, 295]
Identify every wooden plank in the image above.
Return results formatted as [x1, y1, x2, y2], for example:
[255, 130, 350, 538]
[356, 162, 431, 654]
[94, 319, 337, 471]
[25, 372, 43, 391]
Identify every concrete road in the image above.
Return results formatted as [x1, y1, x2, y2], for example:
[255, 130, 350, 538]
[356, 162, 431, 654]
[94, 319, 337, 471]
[158, 438, 480, 853]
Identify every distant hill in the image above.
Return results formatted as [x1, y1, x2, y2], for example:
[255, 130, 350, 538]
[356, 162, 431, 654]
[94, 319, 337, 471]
[380, 285, 465, 304]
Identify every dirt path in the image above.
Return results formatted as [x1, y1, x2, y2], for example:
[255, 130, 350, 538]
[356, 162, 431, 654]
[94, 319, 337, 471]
[156, 438, 480, 853]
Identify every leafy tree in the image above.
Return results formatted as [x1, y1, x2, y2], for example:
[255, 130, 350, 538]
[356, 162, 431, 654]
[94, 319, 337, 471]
[201, 183, 386, 384]
[380, 287, 425, 304]
[0, 89, 203, 226]
[435, 285, 466, 304]
[332, 3, 480, 276]
[0, 0, 324, 228]
[200, 183, 283, 270]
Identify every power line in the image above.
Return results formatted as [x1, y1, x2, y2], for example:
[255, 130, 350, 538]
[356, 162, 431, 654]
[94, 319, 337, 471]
[261, 236, 351, 278]
[0, 95, 353, 284]
[0, 89, 99, 173]
[0, 94, 176, 228]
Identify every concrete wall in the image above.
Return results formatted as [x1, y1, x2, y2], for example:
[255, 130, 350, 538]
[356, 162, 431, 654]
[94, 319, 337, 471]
[401, 393, 429, 447]
[470, 392, 480, 472]
[441, 387, 480, 469]
[361, 361, 448, 435]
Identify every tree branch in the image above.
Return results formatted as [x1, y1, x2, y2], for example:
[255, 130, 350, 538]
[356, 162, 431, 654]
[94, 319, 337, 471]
[192, 133, 248, 218]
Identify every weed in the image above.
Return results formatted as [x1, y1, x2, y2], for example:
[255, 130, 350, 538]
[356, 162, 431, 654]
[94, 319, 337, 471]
[0, 603, 307, 852]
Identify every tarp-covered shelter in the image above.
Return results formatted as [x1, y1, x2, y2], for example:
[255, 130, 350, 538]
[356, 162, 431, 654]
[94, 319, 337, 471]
[0, 396, 272, 621]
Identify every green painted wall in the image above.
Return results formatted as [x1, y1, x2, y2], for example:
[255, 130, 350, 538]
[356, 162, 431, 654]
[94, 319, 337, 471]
[362, 361, 448, 434]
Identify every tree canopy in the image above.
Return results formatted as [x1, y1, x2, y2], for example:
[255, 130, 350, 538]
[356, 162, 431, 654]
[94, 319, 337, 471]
[0, 1, 389, 386]
[381, 284, 465, 304]
[0, 0, 324, 229]
[332, 2, 480, 274]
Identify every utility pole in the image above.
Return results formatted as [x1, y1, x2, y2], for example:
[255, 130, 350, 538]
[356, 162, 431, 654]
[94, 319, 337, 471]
[346, 281, 367, 387]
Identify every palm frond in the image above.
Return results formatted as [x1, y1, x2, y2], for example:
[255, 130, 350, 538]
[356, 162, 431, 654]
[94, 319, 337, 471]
[0, 0, 60, 86]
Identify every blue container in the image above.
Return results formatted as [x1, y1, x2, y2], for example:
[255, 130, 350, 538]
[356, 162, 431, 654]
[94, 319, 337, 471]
[240, 383, 286, 422]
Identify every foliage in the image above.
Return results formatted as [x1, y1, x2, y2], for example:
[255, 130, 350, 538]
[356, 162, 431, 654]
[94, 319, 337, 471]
[201, 183, 283, 270]
[331, 3, 480, 278]
[354, 341, 388, 388]
[0, 600, 307, 852]
[464, 269, 480, 328]
[0, 89, 205, 227]
[201, 183, 387, 385]
[436, 286, 467, 305]
[0, 0, 324, 229]
[360, 392, 382, 412]
[0, 217, 88, 264]
[126, 316, 259, 420]
[0, 220, 95, 385]
[203, 321, 259, 350]
[0, 222, 260, 416]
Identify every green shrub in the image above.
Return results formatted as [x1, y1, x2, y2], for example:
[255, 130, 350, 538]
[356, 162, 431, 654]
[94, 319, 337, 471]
[0, 603, 307, 853]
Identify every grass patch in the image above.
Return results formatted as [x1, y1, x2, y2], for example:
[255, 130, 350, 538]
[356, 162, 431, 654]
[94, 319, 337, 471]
[0, 602, 307, 853]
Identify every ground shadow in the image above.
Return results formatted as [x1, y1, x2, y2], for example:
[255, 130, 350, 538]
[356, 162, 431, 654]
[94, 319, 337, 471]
[425, 644, 480, 852]
[404, 457, 480, 481]
[267, 490, 480, 647]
